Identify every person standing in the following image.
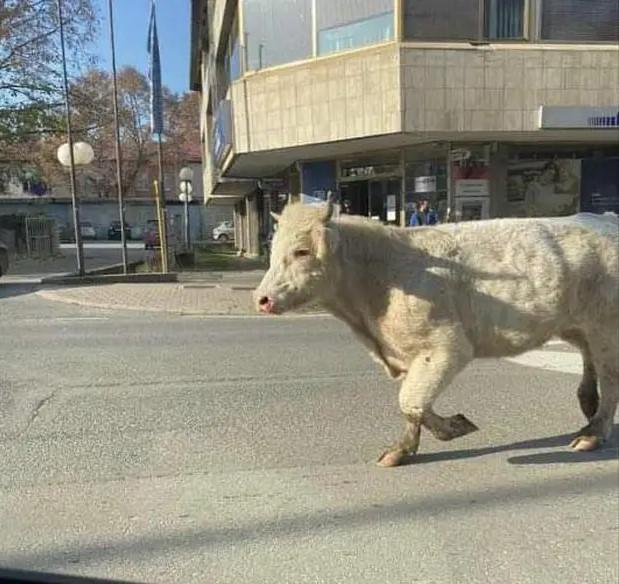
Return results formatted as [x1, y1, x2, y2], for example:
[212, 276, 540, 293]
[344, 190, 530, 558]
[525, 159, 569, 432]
[423, 199, 439, 225]
[409, 201, 425, 226]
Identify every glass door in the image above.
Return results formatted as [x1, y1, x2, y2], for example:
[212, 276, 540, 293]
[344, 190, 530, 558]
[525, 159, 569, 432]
[369, 179, 401, 224]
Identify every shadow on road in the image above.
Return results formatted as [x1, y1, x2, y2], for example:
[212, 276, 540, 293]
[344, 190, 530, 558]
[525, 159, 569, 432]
[3, 470, 617, 570]
[0, 283, 41, 300]
[409, 424, 619, 466]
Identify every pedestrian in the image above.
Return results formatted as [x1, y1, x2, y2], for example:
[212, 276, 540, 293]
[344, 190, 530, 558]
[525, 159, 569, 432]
[423, 199, 440, 225]
[409, 201, 426, 227]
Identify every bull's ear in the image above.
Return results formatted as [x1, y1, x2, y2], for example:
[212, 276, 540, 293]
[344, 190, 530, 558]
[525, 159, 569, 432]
[314, 224, 339, 260]
[270, 211, 281, 222]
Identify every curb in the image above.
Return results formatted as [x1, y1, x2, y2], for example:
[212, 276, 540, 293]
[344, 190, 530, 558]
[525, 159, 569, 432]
[83, 260, 144, 276]
[41, 272, 178, 286]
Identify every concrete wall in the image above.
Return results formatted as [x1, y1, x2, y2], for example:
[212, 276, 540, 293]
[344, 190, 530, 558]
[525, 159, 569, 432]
[401, 45, 619, 133]
[231, 44, 401, 152]
[225, 43, 619, 156]
[0, 201, 231, 241]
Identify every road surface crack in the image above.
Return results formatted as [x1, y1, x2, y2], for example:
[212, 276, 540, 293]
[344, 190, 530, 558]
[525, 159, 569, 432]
[23, 391, 56, 432]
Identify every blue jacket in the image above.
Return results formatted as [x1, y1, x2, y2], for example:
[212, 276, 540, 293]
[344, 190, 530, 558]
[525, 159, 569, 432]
[409, 212, 424, 226]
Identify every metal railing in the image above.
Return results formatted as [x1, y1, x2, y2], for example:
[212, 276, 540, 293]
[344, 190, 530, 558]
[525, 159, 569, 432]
[24, 217, 58, 258]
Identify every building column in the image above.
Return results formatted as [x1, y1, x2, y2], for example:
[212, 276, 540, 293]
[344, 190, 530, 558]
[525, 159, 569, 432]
[399, 149, 406, 227]
[233, 203, 243, 252]
[245, 193, 260, 257]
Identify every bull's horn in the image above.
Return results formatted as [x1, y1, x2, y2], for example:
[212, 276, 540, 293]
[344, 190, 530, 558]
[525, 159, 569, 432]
[270, 211, 281, 222]
[320, 193, 334, 223]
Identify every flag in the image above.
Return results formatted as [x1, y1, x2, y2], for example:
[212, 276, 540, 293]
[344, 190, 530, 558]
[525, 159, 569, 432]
[147, 0, 164, 136]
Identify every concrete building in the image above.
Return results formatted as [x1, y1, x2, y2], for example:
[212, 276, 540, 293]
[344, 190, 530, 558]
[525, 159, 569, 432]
[190, 0, 619, 255]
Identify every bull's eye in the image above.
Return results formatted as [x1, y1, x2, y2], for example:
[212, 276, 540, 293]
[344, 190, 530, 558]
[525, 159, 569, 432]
[293, 249, 311, 258]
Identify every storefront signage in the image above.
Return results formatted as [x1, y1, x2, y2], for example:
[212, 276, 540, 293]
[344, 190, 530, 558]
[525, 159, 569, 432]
[539, 106, 619, 129]
[414, 176, 436, 193]
[450, 149, 471, 162]
[455, 179, 489, 198]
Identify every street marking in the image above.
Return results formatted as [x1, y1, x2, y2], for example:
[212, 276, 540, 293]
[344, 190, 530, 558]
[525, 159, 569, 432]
[505, 350, 581, 375]
[51, 317, 110, 321]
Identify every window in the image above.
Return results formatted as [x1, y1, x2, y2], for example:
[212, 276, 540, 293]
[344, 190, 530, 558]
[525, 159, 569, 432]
[404, 0, 528, 41]
[243, 0, 312, 70]
[227, 20, 241, 82]
[486, 0, 525, 39]
[541, 0, 619, 42]
[404, 0, 481, 40]
[316, 0, 394, 56]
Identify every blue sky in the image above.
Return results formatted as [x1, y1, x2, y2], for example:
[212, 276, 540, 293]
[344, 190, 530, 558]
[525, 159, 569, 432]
[92, 0, 191, 95]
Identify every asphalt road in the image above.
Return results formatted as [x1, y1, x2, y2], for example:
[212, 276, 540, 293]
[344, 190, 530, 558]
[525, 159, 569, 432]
[0, 285, 617, 584]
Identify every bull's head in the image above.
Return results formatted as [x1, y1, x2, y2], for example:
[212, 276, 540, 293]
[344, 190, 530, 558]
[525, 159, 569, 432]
[254, 199, 337, 314]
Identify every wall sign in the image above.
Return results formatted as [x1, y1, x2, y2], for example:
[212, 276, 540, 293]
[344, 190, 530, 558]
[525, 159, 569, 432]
[455, 179, 489, 198]
[414, 176, 436, 193]
[386, 194, 397, 221]
[539, 106, 619, 129]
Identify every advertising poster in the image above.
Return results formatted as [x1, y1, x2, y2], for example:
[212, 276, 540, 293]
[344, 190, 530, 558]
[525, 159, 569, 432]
[507, 159, 581, 216]
[452, 161, 489, 199]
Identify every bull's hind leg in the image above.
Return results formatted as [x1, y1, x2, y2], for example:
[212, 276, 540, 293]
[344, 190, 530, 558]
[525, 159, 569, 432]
[570, 332, 618, 451]
[377, 330, 474, 468]
[560, 330, 598, 420]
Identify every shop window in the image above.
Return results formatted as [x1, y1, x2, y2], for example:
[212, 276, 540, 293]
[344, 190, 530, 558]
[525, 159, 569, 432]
[243, 0, 312, 70]
[316, 0, 394, 56]
[541, 0, 619, 42]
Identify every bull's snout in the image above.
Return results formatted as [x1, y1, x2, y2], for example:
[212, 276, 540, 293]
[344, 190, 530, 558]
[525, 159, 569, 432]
[257, 294, 275, 314]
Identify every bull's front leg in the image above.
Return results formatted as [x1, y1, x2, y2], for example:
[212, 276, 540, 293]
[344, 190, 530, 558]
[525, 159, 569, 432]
[377, 330, 475, 468]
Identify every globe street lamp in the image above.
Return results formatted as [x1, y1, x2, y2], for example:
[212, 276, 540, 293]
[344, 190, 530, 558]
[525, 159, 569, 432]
[179, 166, 194, 250]
[57, 141, 94, 274]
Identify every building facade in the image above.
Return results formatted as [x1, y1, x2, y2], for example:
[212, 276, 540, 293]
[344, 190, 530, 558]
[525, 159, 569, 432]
[190, 0, 619, 255]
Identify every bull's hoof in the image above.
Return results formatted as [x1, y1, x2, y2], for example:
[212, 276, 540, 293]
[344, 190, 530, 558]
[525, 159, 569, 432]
[431, 414, 479, 441]
[569, 434, 603, 451]
[376, 448, 410, 468]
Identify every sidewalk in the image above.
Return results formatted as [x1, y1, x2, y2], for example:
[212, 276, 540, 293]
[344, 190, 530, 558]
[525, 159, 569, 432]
[35, 270, 324, 316]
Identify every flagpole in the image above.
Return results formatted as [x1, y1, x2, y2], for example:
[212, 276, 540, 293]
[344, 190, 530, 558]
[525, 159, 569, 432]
[148, 0, 169, 273]
[107, 0, 129, 274]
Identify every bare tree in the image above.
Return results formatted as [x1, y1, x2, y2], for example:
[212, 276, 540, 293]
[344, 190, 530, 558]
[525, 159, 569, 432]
[0, 0, 98, 141]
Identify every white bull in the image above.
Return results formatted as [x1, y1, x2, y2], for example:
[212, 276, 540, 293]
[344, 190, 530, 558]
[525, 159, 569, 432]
[255, 201, 619, 467]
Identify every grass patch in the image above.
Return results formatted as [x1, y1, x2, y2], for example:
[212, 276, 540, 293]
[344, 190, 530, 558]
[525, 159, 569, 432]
[191, 248, 267, 271]
[135, 245, 268, 273]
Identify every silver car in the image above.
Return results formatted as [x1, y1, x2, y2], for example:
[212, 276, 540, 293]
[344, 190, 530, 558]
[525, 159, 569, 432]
[212, 221, 234, 242]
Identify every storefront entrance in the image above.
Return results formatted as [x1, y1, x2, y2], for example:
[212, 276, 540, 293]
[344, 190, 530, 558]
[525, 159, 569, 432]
[339, 178, 401, 224]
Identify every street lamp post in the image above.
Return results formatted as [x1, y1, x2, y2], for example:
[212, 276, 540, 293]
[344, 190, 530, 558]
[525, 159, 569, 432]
[179, 166, 194, 250]
[56, 0, 86, 275]
[57, 141, 94, 274]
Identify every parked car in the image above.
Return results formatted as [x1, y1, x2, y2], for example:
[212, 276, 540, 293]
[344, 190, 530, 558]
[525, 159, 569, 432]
[107, 220, 131, 240]
[212, 221, 234, 242]
[143, 219, 160, 250]
[80, 222, 96, 239]
[0, 241, 8, 277]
